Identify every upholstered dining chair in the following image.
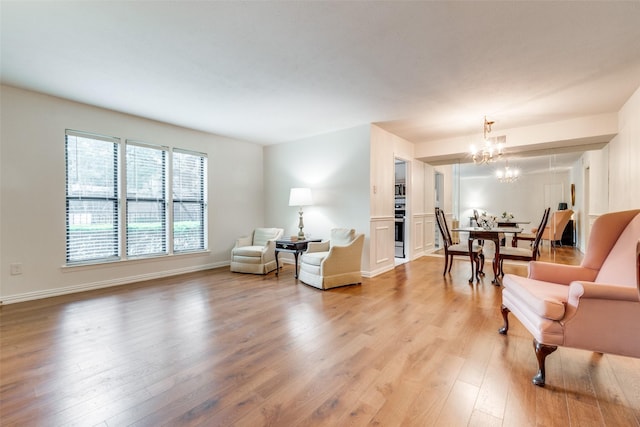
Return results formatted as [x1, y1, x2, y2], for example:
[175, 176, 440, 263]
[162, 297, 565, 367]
[499, 209, 640, 386]
[230, 227, 284, 274]
[298, 228, 364, 290]
[435, 207, 484, 281]
[499, 208, 551, 274]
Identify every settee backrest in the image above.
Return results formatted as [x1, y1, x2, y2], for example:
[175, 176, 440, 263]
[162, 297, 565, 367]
[592, 211, 640, 286]
[253, 228, 282, 247]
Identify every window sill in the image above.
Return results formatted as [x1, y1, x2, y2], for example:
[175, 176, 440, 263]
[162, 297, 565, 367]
[61, 250, 211, 272]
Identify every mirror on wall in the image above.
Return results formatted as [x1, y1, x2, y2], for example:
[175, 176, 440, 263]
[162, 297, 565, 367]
[448, 148, 602, 251]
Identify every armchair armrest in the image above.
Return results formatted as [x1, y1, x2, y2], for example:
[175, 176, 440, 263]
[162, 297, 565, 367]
[528, 261, 598, 285]
[568, 281, 640, 304]
[261, 239, 277, 261]
[307, 241, 330, 253]
[322, 235, 364, 276]
[235, 235, 252, 248]
[564, 281, 640, 325]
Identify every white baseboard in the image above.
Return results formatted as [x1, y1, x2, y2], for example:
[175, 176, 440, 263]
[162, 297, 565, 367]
[1, 262, 229, 305]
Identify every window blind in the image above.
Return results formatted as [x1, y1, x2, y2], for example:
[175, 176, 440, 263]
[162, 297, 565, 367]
[65, 130, 120, 263]
[173, 149, 207, 252]
[126, 141, 168, 257]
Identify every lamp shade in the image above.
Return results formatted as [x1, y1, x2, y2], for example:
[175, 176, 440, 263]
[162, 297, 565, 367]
[288, 187, 313, 206]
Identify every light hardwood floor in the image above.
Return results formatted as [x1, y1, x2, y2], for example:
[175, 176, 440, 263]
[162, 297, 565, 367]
[1, 247, 639, 426]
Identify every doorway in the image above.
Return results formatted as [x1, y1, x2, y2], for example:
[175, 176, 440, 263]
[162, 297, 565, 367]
[395, 159, 407, 260]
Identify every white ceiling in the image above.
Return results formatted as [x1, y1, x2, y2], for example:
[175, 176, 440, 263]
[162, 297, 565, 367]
[2, 1, 640, 146]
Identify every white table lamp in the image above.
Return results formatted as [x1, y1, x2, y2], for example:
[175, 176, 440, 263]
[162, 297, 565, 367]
[289, 187, 313, 240]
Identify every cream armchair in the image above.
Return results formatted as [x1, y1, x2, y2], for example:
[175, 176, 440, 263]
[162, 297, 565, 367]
[230, 227, 284, 274]
[298, 228, 364, 290]
[499, 209, 640, 386]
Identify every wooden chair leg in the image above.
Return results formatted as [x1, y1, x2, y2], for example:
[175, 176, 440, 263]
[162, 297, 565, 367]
[532, 339, 558, 387]
[442, 252, 448, 275]
[479, 253, 485, 275]
[498, 304, 510, 334]
[447, 255, 454, 273]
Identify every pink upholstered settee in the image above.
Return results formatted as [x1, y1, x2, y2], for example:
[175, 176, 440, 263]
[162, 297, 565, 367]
[499, 209, 640, 386]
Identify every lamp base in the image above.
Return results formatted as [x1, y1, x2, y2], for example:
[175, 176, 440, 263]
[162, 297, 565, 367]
[297, 209, 305, 241]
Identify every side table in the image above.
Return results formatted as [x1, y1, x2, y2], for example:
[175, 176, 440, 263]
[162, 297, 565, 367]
[275, 238, 321, 278]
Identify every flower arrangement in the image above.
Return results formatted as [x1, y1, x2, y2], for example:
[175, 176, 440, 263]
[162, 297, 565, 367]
[501, 211, 514, 221]
[478, 211, 497, 229]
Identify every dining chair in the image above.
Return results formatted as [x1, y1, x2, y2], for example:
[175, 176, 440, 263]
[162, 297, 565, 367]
[435, 207, 485, 281]
[498, 207, 550, 277]
[472, 209, 485, 246]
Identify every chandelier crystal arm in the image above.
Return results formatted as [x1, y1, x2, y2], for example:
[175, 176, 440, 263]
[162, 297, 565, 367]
[472, 116, 503, 164]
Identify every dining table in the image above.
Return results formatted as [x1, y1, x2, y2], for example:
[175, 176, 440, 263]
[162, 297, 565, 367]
[452, 226, 524, 284]
[496, 220, 530, 246]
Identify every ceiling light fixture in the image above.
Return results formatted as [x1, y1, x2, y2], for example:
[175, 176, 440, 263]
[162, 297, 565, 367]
[471, 116, 505, 164]
[496, 161, 519, 183]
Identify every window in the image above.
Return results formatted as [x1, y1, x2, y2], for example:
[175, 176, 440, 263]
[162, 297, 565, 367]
[126, 142, 168, 257]
[65, 131, 120, 263]
[65, 130, 208, 265]
[173, 149, 208, 252]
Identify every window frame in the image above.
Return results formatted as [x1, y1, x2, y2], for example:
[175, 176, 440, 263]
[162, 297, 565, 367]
[125, 140, 170, 259]
[64, 130, 209, 267]
[172, 148, 208, 253]
[65, 130, 121, 264]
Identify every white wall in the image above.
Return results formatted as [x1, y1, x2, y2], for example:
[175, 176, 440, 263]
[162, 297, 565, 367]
[0, 85, 265, 303]
[609, 85, 640, 211]
[263, 125, 371, 272]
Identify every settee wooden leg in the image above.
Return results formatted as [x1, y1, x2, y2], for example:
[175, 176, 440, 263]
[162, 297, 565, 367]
[498, 304, 509, 334]
[532, 339, 557, 387]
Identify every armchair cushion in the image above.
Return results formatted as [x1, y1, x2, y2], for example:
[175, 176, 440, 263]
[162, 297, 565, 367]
[253, 228, 279, 247]
[502, 275, 568, 320]
[300, 251, 328, 267]
[233, 246, 268, 258]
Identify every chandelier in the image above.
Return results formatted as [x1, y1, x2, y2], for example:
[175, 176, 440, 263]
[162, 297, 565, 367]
[496, 161, 519, 183]
[471, 116, 505, 164]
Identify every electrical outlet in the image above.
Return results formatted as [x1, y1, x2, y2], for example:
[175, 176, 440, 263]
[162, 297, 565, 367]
[10, 263, 23, 275]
